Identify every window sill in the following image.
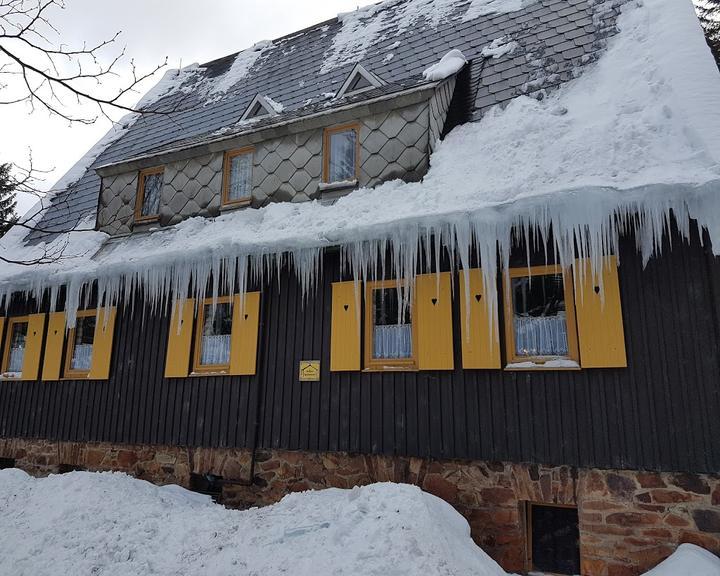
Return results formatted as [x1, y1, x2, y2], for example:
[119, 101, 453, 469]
[220, 199, 252, 212]
[363, 363, 418, 373]
[134, 215, 160, 224]
[504, 359, 580, 371]
[189, 369, 230, 377]
[318, 179, 358, 192]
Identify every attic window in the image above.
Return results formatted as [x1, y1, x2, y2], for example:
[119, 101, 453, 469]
[336, 64, 385, 99]
[240, 94, 279, 122]
[135, 166, 164, 223]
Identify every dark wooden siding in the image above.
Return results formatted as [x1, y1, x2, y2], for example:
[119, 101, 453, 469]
[1, 223, 719, 473]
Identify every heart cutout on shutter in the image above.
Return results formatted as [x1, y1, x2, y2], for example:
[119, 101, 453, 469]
[343, 304, 349, 311]
[431, 298, 438, 306]
[475, 294, 482, 302]
[594, 286, 600, 295]
[244, 314, 249, 320]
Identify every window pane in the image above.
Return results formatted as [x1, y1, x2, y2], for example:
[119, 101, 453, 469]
[372, 287, 412, 359]
[7, 322, 28, 373]
[511, 273, 569, 357]
[228, 153, 253, 202]
[200, 303, 233, 366]
[71, 315, 96, 371]
[141, 172, 163, 217]
[328, 129, 356, 182]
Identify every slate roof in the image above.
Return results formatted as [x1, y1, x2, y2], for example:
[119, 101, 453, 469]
[27, 0, 621, 242]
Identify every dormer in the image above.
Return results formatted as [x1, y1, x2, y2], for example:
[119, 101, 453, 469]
[240, 94, 281, 121]
[335, 64, 385, 99]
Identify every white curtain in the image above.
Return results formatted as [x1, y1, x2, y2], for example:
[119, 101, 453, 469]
[514, 313, 568, 357]
[7, 346, 24, 373]
[329, 130, 356, 182]
[141, 172, 163, 216]
[229, 153, 252, 201]
[373, 324, 412, 359]
[201, 334, 231, 366]
[71, 344, 94, 371]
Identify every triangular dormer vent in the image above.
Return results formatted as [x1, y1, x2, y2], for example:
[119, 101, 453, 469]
[240, 94, 280, 121]
[336, 64, 385, 99]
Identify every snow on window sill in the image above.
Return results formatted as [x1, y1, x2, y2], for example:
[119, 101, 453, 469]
[0, 372, 22, 379]
[220, 199, 252, 212]
[318, 179, 358, 192]
[505, 359, 580, 371]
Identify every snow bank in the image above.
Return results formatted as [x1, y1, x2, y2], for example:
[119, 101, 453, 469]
[643, 544, 720, 576]
[423, 49, 467, 81]
[0, 470, 506, 576]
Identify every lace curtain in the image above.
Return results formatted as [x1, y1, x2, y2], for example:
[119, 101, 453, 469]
[201, 334, 231, 366]
[71, 344, 94, 371]
[514, 313, 568, 357]
[373, 324, 413, 359]
[228, 153, 252, 201]
[7, 345, 24, 373]
[329, 130, 356, 182]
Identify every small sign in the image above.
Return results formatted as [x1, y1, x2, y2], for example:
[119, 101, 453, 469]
[299, 360, 321, 381]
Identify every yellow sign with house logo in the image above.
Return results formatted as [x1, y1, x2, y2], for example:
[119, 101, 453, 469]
[299, 360, 320, 381]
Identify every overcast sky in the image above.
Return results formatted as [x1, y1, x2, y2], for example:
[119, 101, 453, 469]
[2, 0, 375, 216]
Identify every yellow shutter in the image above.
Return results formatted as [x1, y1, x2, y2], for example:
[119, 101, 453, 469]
[416, 272, 454, 371]
[458, 268, 501, 369]
[575, 256, 627, 368]
[229, 292, 261, 376]
[0, 317, 4, 354]
[42, 312, 67, 381]
[88, 308, 117, 380]
[165, 299, 195, 378]
[21, 313, 45, 381]
[330, 281, 361, 371]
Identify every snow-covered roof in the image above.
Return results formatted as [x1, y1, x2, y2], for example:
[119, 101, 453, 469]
[2, 0, 720, 326]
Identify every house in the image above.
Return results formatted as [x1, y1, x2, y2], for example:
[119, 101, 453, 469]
[1, 0, 720, 573]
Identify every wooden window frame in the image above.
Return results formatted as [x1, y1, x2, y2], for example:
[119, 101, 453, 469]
[364, 280, 418, 372]
[1, 316, 30, 377]
[221, 146, 254, 208]
[524, 501, 580, 575]
[503, 264, 580, 368]
[64, 309, 96, 379]
[192, 296, 233, 374]
[134, 166, 164, 223]
[322, 122, 361, 184]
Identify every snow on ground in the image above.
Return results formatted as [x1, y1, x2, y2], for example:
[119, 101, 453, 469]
[1, 0, 719, 326]
[0, 469, 506, 576]
[643, 544, 720, 576]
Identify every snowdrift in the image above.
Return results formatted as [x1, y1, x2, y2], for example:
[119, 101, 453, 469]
[0, 469, 505, 576]
[643, 543, 720, 576]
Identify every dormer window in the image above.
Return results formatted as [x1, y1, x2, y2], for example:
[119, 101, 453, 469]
[135, 166, 164, 223]
[240, 94, 280, 122]
[336, 64, 385, 99]
[323, 123, 360, 184]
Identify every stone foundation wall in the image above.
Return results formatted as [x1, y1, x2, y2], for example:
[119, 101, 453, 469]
[1, 437, 718, 575]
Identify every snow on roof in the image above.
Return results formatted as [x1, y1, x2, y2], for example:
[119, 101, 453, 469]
[0, 470, 507, 576]
[1, 0, 720, 326]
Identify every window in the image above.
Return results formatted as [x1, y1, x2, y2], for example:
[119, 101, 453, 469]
[323, 123, 359, 184]
[2, 317, 29, 377]
[240, 94, 278, 122]
[0, 457, 15, 470]
[135, 166, 164, 222]
[222, 147, 254, 206]
[364, 281, 416, 370]
[335, 64, 385, 99]
[526, 503, 580, 575]
[64, 310, 97, 378]
[503, 265, 579, 367]
[189, 472, 224, 502]
[193, 297, 234, 373]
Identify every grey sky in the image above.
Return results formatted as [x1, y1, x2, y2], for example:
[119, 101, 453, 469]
[2, 0, 374, 215]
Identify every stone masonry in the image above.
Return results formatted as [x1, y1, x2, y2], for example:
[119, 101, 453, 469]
[1, 437, 718, 575]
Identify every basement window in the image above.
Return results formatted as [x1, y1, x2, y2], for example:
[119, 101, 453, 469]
[503, 265, 579, 368]
[0, 457, 16, 470]
[527, 503, 580, 575]
[189, 472, 223, 501]
[135, 166, 164, 223]
[58, 463, 86, 473]
[193, 297, 233, 373]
